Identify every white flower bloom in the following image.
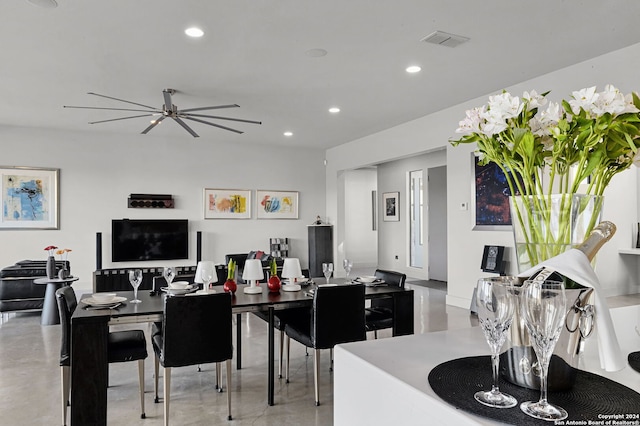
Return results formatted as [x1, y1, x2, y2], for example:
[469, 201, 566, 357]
[480, 108, 508, 135]
[455, 107, 484, 135]
[592, 84, 627, 116]
[523, 90, 547, 110]
[569, 86, 598, 115]
[541, 102, 563, 124]
[529, 117, 549, 136]
[623, 93, 640, 114]
[487, 92, 523, 120]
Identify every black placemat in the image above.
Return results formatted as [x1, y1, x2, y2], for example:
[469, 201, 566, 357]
[428, 356, 640, 425]
[629, 352, 640, 373]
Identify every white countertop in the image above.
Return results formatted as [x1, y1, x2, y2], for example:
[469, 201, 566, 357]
[335, 305, 640, 426]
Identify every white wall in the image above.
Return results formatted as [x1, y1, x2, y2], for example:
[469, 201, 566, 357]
[343, 169, 377, 269]
[1, 125, 326, 293]
[327, 42, 640, 308]
[375, 150, 446, 279]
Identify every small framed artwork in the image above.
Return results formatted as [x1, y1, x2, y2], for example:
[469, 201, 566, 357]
[472, 154, 513, 231]
[203, 188, 252, 219]
[256, 190, 299, 219]
[1, 166, 59, 229]
[382, 192, 400, 222]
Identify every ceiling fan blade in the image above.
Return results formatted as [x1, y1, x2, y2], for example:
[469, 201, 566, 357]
[64, 105, 160, 113]
[87, 92, 156, 110]
[179, 104, 240, 113]
[141, 116, 167, 134]
[182, 116, 243, 134]
[180, 113, 262, 125]
[89, 114, 156, 124]
[172, 117, 199, 137]
[162, 89, 174, 112]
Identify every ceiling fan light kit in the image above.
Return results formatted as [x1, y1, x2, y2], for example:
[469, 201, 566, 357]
[63, 89, 262, 137]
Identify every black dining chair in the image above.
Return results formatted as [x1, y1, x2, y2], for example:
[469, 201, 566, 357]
[153, 292, 233, 425]
[365, 269, 407, 339]
[284, 283, 366, 406]
[55, 286, 148, 426]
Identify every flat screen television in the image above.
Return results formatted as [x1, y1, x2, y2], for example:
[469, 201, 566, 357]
[112, 219, 188, 262]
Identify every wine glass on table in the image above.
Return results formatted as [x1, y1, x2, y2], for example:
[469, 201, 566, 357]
[474, 277, 518, 408]
[343, 259, 353, 281]
[128, 269, 143, 304]
[322, 263, 333, 284]
[519, 279, 568, 421]
[200, 262, 215, 290]
[163, 267, 176, 288]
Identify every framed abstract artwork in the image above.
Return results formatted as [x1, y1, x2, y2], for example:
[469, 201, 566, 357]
[382, 192, 400, 222]
[203, 188, 252, 219]
[471, 154, 514, 230]
[1, 166, 59, 229]
[256, 190, 299, 219]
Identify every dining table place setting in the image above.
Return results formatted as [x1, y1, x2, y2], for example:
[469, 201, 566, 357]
[352, 276, 387, 287]
[81, 293, 127, 310]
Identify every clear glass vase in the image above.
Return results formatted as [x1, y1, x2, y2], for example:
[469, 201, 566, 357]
[509, 194, 603, 273]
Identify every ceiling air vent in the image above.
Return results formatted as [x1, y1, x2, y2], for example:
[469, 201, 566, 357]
[421, 31, 469, 48]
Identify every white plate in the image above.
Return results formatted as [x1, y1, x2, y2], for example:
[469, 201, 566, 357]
[82, 296, 127, 306]
[356, 276, 377, 283]
[168, 281, 190, 290]
[161, 286, 197, 295]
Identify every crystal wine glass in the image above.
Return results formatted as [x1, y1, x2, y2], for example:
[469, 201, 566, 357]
[128, 269, 143, 304]
[322, 263, 333, 284]
[474, 277, 518, 408]
[519, 279, 568, 421]
[163, 267, 176, 287]
[200, 262, 215, 289]
[343, 259, 353, 280]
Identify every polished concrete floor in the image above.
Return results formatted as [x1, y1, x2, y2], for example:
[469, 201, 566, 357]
[0, 279, 637, 425]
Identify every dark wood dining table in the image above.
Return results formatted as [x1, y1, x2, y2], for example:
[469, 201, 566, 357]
[70, 282, 414, 425]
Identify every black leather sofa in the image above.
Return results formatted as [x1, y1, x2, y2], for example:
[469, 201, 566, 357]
[0, 260, 70, 315]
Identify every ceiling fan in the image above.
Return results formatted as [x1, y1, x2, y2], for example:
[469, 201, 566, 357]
[63, 89, 262, 138]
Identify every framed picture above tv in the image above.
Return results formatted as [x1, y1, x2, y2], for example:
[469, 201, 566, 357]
[111, 219, 188, 262]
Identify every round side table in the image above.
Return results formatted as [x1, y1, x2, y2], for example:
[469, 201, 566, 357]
[33, 276, 79, 325]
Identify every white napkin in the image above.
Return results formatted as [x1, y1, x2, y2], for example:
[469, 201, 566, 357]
[519, 248, 625, 372]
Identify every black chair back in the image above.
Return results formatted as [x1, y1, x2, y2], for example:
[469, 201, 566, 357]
[159, 293, 233, 368]
[372, 269, 407, 311]
[311, 283, 365, 349]
[55, 286, 77, 366]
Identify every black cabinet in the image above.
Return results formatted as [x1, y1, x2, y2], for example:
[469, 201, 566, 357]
[308, 225, 332, 278]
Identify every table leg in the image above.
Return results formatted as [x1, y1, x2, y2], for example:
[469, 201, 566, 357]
[236, 313, 242, 369]
[71, 316, 109, 425]
[392, 290, 414, 336]
[268, 306, 275, 406]
[41, 283, 61, 325]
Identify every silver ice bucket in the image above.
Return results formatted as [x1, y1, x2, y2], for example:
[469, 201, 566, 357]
[500, 284, 595, 391]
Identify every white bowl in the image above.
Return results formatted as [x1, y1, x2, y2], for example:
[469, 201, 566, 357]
[168, 281, 190, 290]
[357, 276, 377, 283]
[92, 292, 116, 303]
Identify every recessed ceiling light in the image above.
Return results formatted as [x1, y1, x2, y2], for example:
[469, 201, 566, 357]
[283, 131, 293, 137]
[328, 107, 340, 114]
[406, 65, 422, 73]
[185, 27, 204, 38]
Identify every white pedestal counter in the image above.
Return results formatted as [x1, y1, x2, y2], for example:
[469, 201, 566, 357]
[334, 305, 640, 426]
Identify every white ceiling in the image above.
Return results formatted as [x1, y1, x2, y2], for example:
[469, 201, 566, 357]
[3, 1, 640, 149]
